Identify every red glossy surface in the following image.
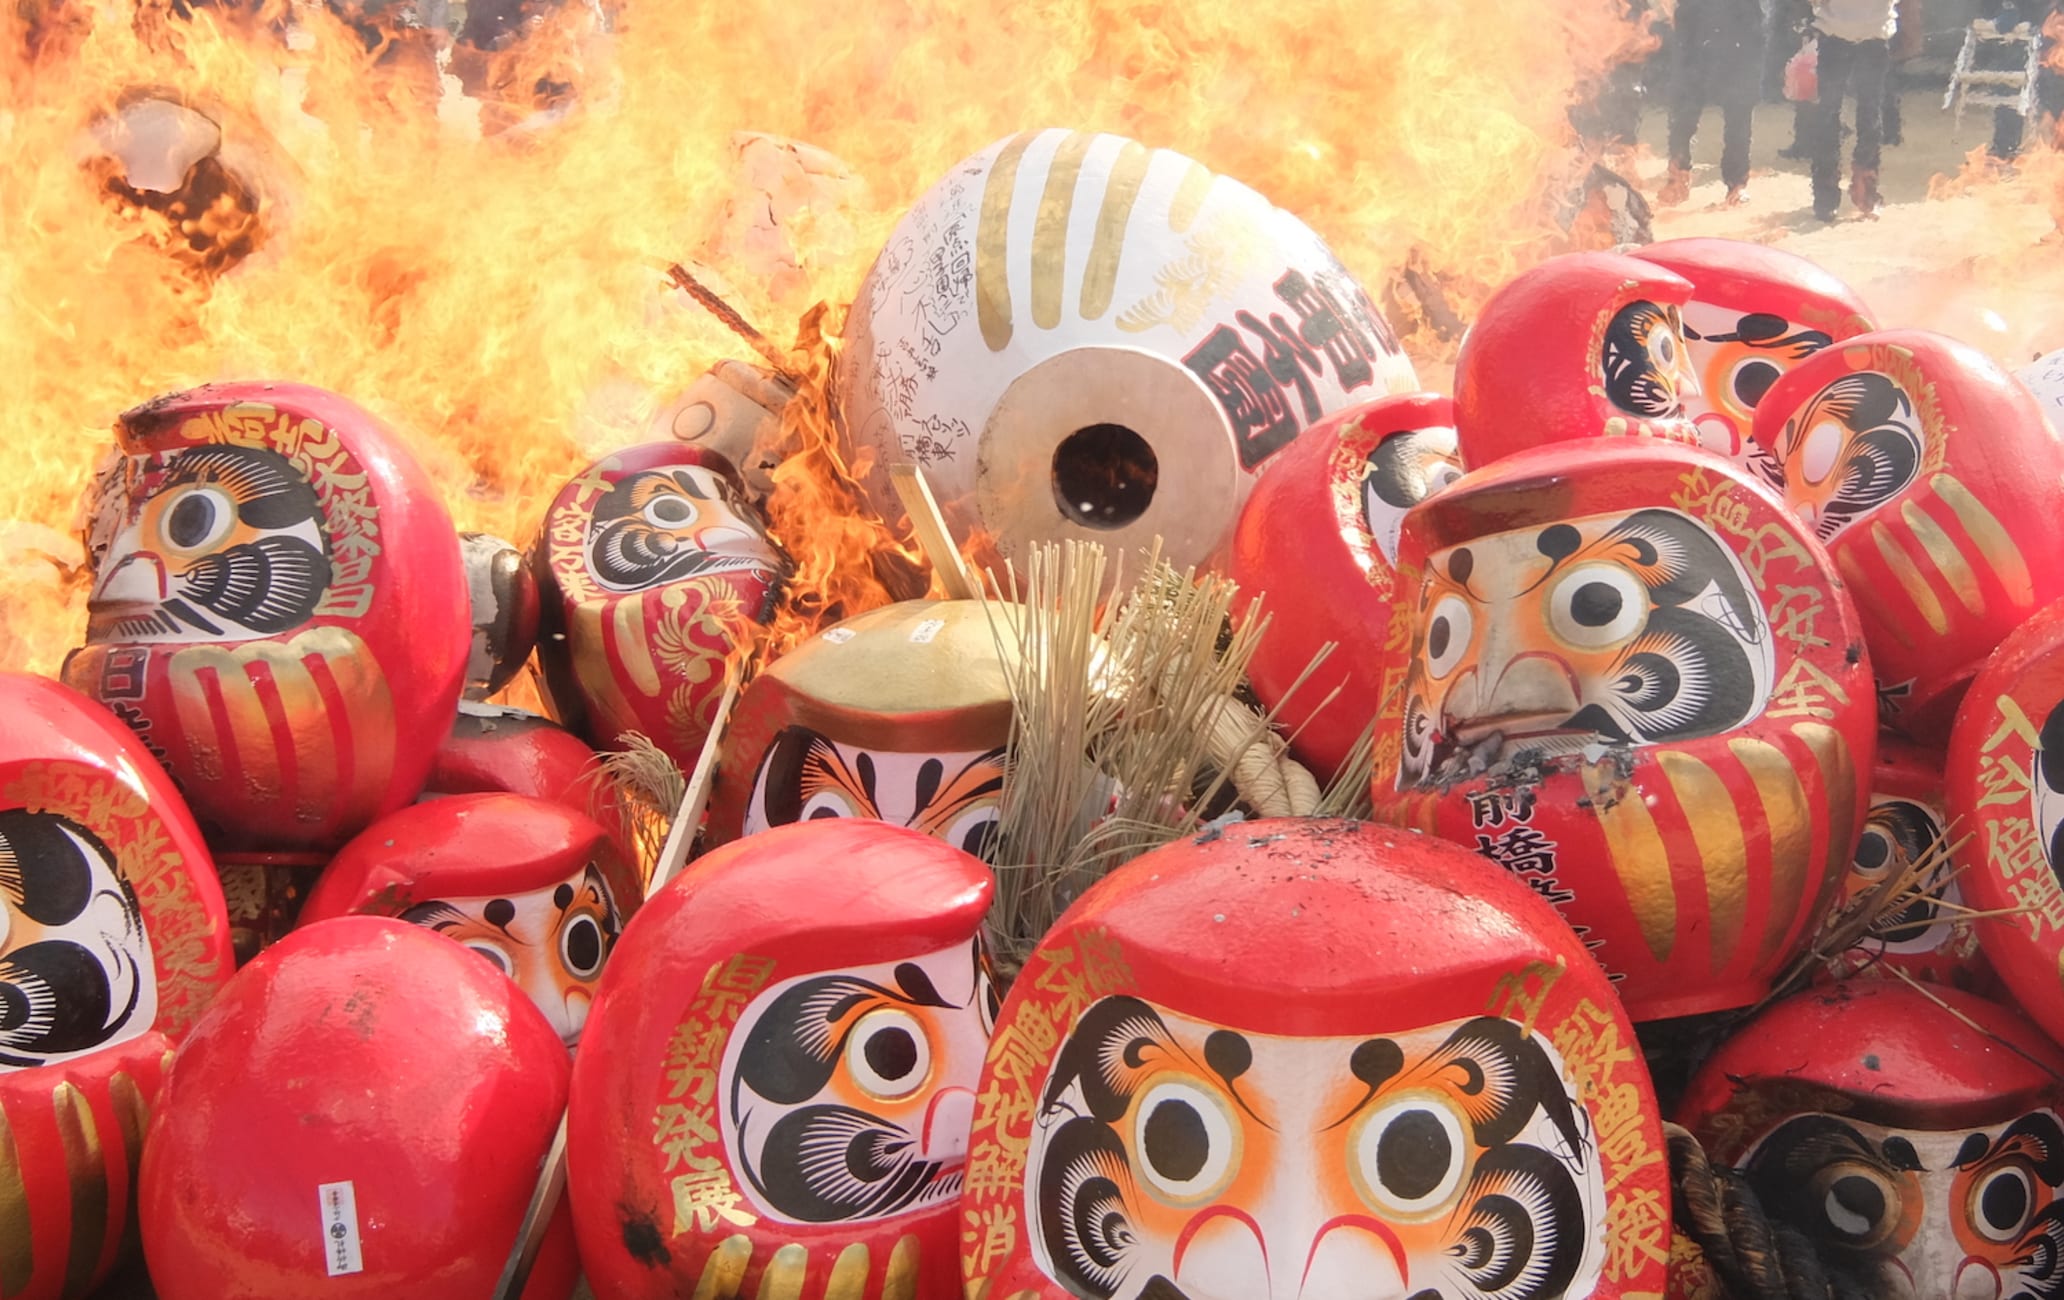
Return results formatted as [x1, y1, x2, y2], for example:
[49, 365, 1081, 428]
[530, 442, 782, 771]
[961, 818, 1669, 1300]
[1945, 598, 2064, 1050]
[1818, 734, 1996, 992]
[139, 917, 575, 1300]
[568, 819, 994, 1300]
[1453, 251, 1701, 469]
[59, 382, 470, 852]
[1368, 440, 1876, 1021]
[1752, 331, 2064, 744]
[422, 702, 632, 874]
[303, 792, 637, 926]
[1640, 238, 1876, 334]
[1678, 980, 2064, 1159]
[1230, 392, 1458, 781]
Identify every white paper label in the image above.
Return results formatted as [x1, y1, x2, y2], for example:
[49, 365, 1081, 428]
[318, 1181, 364, 1277]
[821, 627, 857, 644]
[909, 618, 946, 644]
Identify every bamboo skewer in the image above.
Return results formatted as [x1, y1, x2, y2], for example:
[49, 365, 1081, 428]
[490, 670, 745, 1300]
[889, 462, 977, 599]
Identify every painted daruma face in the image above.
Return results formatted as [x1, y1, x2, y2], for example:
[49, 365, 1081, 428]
[1361, 425, 1464, 568]
[0, 809, 153, 1069]
[1601, 299, 1699, 424]
[1026, 999, 1603, 1300]
[400, 862, 621, 1047]
[1763, 370, 1923, 542]
[1400, 507, 1774, 784]
[744, 727, 1004, 859]
[1678, 303, 1830, 464]
[1740, 1110, 2064, 1298]
[83, 444, 330, 645]
[584, 464, 779, 591]
[1640, 237, 1878, 470]
[721, 936, 995, 1225]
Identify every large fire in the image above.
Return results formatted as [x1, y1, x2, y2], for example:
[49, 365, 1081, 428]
[0, 0, 1647, 678]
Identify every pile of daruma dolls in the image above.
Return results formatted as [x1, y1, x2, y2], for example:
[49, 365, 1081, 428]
[12, 126, 2064, 1300]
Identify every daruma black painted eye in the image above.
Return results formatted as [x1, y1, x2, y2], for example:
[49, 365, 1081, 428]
[1811, 1162, 1901, 1246]
[1355, 1096, 1467, 1216]
[845, 1007, 930, 1100]
[1425, 594, 1472, 679]
[1971, 1164, 2036, 1243]
[1133, 1079, 1236, 1204]
[165, 488, 231, 550]
[642, 494, 695, 529]
[559, 914, 604, 979]
[1548, 564, 1647, 649]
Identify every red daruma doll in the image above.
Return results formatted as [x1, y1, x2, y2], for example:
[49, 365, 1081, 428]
[530, 442, 784, 771]
[297, 793, 642, 1048]
[567, 819, 996, 1300]
[139, 918, 576, 1299]
[0, 673, 234, 1299]
[1451, 251, 1702, 469]
[959, 818, 1670, 1300]
[1368, 440, 1876, 1022]
[1752, 330, 2064, 743]
[60, 382, 470, 852]
[1229, 392, 1462, 781]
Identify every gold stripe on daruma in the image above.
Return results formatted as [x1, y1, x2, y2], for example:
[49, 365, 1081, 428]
[822, 1244, 870, 1300]
[1834, 549, 1915, 651]
[1031, 132, 1096, 331]
[1794, 722, 1858, 922]
[754, 1243, 809, 1300]
[1869, 521, 1949, 636]
[52, 1082, 107, 1297]
[609, 598, 661, 697]
[1658, 752, 1749, 970]
[881, 1235, 921, 1300]
[1730, 738, 1812, 965]
[692, 1234, 754, 1300]
[1902, 501, 1984, 617]
[110, 1073, 150, 1258]
[1933, 473, 2032, 605]
[1167, 159, 1215, 232]
[1584, 763, 1676, 962]
[0, 1104, 33, 1296]
[1080, 141, 1151, 322]
[976, 132, 1042, 352]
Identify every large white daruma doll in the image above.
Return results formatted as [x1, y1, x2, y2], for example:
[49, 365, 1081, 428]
[838, 129, 1419, 572]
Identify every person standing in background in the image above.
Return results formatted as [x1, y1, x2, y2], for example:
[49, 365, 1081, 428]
[1660, 0, 1769, 206]
[1881, 0, 1923, 146]
[1808, 0, 1899, 221]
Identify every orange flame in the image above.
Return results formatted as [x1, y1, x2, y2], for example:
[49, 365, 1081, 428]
[1, 0, 1644, 680]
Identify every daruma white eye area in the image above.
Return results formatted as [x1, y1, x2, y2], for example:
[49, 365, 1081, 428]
[641, 493, 696, 529]
[1546, 563, 1648, 650]
[1423, 593, 1474, 680]
[844, 1006, 933, 1101]
[1352, 1093, 1468, 1217]
[1796, 418, 1846, 487]
[1132, 1078, 1239, 1206]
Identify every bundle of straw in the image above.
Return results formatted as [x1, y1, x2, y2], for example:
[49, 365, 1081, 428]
[977, 538, 1357, 968]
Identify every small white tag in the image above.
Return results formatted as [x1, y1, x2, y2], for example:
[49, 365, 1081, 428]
[821, 627, 857, 644]
[909, 618, 946, 644]
[318, 1181, 364, 1277]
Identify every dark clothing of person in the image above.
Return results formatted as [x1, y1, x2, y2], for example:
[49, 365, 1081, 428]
[1668, 0, 1769, 187]
[1810, 33, 1890, 216]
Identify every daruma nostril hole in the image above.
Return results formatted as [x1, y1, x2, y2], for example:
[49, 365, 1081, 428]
[1051, 424, 1158, 530]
